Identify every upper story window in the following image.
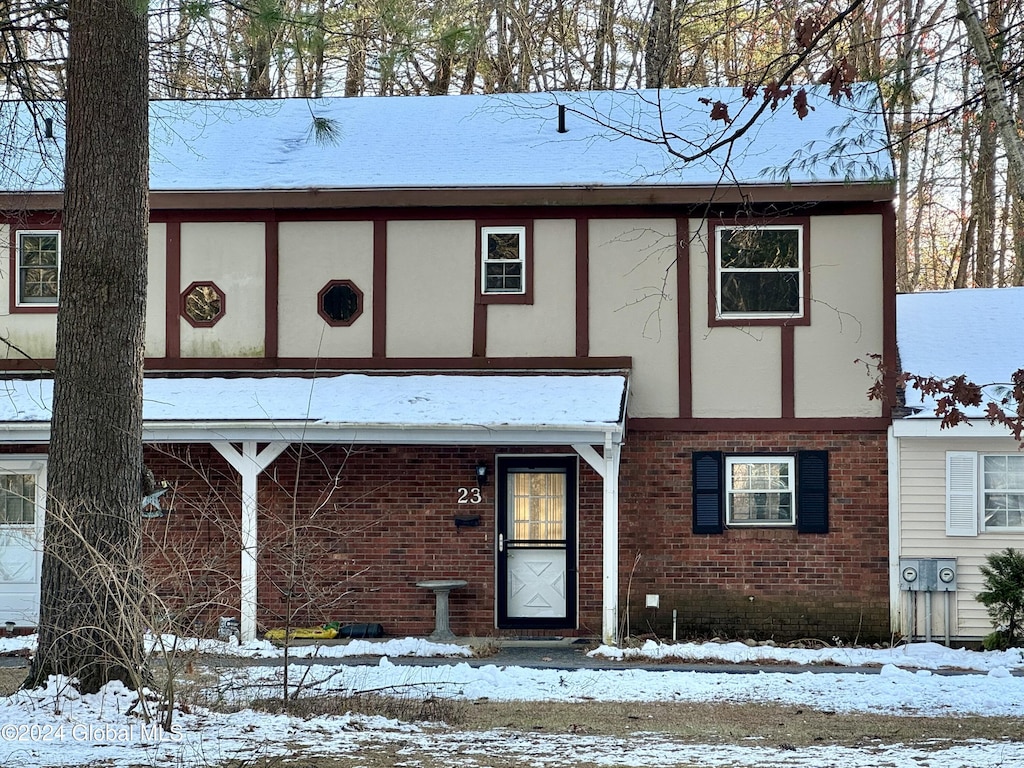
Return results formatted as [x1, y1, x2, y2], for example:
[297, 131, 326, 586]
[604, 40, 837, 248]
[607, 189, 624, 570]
[181, 281, 225, 327]
[16, 231, 60, 307]
[725, 456, 795, 526]
[318, 279, 364, 326]
[982, 454, 1024, 529]
[481, 226, 526, 295]
[711, 221, 809, 326]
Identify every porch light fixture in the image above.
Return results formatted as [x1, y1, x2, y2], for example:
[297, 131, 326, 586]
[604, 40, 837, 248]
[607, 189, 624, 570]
[476, 460, 488, 486]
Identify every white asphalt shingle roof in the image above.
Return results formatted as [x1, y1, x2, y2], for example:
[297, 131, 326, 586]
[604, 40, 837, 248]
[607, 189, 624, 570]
[898, 287, 1024, 416]
[0, 373, 627, 430]
[4, 86, 893, 193]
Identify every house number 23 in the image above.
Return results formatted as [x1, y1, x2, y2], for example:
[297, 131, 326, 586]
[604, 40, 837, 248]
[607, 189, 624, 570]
[457, 488, 482, 504]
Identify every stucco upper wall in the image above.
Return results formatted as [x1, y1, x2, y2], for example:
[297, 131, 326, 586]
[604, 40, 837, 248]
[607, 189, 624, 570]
[0, 224, 58, 360]
[795, 215, 883, 417]
[386, 220, 475, 358]
[689, 213, 884, 419]
[588, 219, 678, 418]
[179, 222, 266, 358]
[145, 223, 167, 358]
[486, 219, 576, 358]
[278, 221, 374, 358]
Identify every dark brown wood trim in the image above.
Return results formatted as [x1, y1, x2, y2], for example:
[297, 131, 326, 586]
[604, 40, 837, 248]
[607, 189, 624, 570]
[630, 416, 890, 432]
[137, 184, 896, 211]
[0, 355, 632, 376]
[372, 220, 387, 358]
[472, 303, 487, 357]
[0, 190, 897, 216]
[707, 217, 812, 328]
[165, 221, 181, 360]
[475, 220, 534, 305]
[675, 217, 692, 419]
[130, 201, 900, 224]
[575, 216, 589, 357]
[881, 203, 897, 419]
[264, 214, 279, 360]
[781, 325, 795, 419]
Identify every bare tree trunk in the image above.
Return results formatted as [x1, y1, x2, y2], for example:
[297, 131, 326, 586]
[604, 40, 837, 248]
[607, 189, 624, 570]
[25, 0, 149, 695]
[645, 0, 672, 88]
[958, 0, 1024, 202]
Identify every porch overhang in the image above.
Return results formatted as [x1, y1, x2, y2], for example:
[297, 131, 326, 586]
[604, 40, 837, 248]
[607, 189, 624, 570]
[0, 371, 628, 645]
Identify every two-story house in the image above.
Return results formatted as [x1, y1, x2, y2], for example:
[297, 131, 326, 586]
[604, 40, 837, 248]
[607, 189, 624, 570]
[0, 87, 895, 644]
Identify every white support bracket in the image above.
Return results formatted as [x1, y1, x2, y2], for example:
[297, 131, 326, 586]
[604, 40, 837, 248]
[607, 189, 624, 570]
[573, 432, 621, 647]
[213, 440, 290, 643]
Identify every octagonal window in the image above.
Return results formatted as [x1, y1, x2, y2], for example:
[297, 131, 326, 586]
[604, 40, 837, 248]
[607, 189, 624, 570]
[181, 281, 225, 327]
[318, 280, 363, 326]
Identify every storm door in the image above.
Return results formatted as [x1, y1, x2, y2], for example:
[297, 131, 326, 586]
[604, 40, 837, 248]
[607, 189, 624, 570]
[0, 467, 45, 625]
[496, 456, 577, 629]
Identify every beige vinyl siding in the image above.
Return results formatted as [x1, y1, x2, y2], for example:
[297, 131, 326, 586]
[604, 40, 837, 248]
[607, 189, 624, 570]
[898, 435, 1024, 639]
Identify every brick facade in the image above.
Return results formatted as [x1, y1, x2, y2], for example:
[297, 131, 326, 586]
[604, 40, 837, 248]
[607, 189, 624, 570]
[138, 428, 889, 643]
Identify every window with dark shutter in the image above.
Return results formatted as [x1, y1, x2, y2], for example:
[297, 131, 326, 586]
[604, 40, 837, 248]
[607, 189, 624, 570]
[796, 450, 829, 533]
[692, 451, 724, 534]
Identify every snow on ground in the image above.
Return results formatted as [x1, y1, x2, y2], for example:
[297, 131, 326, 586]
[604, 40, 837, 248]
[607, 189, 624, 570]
[590, 638, 1024, 671]
[2, 636, 1024, 767]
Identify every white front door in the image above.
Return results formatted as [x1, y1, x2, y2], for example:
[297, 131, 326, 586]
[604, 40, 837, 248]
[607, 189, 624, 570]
[497, 456, 577, 629]
[0, 460, 46, 626]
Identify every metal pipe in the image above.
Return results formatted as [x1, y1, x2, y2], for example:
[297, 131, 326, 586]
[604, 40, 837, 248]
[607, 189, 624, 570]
[944, 591, 952, 646]
[672, 609, 677, 642]
[925, 591, 933, 643]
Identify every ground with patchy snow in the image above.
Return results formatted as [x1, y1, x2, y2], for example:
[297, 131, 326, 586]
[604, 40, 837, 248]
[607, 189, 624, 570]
[2, 635, 1023, 767]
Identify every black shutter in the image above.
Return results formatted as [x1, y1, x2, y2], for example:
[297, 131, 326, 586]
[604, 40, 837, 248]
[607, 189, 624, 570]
[692, 451, 724, 534]
[796, 450, 829, 533]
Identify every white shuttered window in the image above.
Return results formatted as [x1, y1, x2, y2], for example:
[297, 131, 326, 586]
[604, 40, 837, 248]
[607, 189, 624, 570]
[946, 451, 979, 536]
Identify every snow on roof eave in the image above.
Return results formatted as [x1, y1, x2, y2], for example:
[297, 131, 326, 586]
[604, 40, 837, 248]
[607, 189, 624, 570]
[0, 419, 625, 446]
[892, 417, 1021, 440]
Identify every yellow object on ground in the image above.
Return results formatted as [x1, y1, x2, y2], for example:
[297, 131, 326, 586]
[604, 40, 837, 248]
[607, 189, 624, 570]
[264, 623, 339, 642]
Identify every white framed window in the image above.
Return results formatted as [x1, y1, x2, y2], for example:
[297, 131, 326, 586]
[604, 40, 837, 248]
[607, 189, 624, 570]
[481, 226, 526, 295]
[715, 224, 803, 320]
[982, 454, 1024, 530]
[16, 230, 60, 307]
[725, 456, 796, 526]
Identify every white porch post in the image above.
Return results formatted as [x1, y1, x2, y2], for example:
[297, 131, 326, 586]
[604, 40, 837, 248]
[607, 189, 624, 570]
[573, 433, 622, 646]
[213, 440, 289, 643]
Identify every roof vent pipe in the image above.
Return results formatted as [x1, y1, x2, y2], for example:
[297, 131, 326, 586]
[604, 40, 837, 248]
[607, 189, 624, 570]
[43, 118, 53, 139]
[557, 104, 567, 133]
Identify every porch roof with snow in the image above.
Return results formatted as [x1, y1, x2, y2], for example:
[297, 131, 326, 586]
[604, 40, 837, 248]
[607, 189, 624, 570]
[0, 372, 629, 445]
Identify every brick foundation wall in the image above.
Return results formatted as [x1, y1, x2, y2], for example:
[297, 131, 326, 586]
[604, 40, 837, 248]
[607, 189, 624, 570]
[137, 429, 889, 642]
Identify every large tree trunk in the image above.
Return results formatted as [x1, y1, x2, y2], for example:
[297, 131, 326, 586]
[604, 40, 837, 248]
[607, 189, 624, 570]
[25, 0, 149, 695]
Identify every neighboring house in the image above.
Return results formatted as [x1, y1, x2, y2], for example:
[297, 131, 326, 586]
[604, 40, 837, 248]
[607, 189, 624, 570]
[0, 86, 895, 644]
[892, 287, 1024, 643]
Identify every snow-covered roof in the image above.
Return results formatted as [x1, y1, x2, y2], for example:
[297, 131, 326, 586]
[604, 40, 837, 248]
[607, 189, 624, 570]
[897, 287, 1024, 417]
[0, 372, 628, 444]
[3, 86, 893, 195]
